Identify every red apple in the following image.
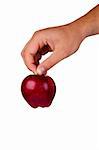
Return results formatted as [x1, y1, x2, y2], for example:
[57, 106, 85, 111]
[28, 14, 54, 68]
[21, 75, 56, 108]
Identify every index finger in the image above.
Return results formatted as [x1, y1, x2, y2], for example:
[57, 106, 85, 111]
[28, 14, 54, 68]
[22, 39, 40, 74]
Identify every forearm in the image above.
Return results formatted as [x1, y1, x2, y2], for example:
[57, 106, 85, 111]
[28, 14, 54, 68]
[72, 4, 99, 39]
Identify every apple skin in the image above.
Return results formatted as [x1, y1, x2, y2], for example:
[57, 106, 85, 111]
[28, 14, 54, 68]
[21, 75, 56, 108]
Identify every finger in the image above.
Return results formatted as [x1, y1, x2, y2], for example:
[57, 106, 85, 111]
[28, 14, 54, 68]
[37, 51, 64, 75]
[23, 52, 37, 74]
[22, 37, 41, 73]
[39, 45, 52, 55]
[34, 52, 42, 66]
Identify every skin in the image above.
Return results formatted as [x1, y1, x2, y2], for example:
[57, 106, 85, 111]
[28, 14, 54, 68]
[21, 5, 99, 75]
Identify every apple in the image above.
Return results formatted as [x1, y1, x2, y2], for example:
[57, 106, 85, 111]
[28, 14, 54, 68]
[21, 75, 56, 108]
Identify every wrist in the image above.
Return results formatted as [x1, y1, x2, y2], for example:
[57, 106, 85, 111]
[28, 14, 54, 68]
[67, 18, 88, 41]
[76, 16, 95, 38]
[71, 16, 92, 40]
[74, 5, 99, 38]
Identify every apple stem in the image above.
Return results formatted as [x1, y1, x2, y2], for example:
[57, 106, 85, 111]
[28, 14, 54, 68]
[34, 73, 37, 75]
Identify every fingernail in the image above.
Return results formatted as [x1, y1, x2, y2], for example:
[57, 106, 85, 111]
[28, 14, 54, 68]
[37, 66, 46, 75]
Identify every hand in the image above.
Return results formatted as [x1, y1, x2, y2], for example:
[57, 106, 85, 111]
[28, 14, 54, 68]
[21, 5, 99, 75]
[21, 23, 84, 75]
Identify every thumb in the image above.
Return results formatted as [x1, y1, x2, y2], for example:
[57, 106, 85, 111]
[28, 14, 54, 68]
[37, 51, 63, 75]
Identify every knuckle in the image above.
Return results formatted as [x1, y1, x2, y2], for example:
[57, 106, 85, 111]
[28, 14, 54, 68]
[21, 49, 27, 57]
[33, 29, 44, 38]
[33, 30, 40, 37]
[21, 51, 24, 57]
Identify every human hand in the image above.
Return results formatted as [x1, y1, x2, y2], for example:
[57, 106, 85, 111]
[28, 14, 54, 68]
[21, 5, 99, 75]
[21, 23, 84, 75]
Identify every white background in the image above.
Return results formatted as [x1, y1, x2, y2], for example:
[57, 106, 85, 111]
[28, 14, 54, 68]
[0, 0, 99, 150]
